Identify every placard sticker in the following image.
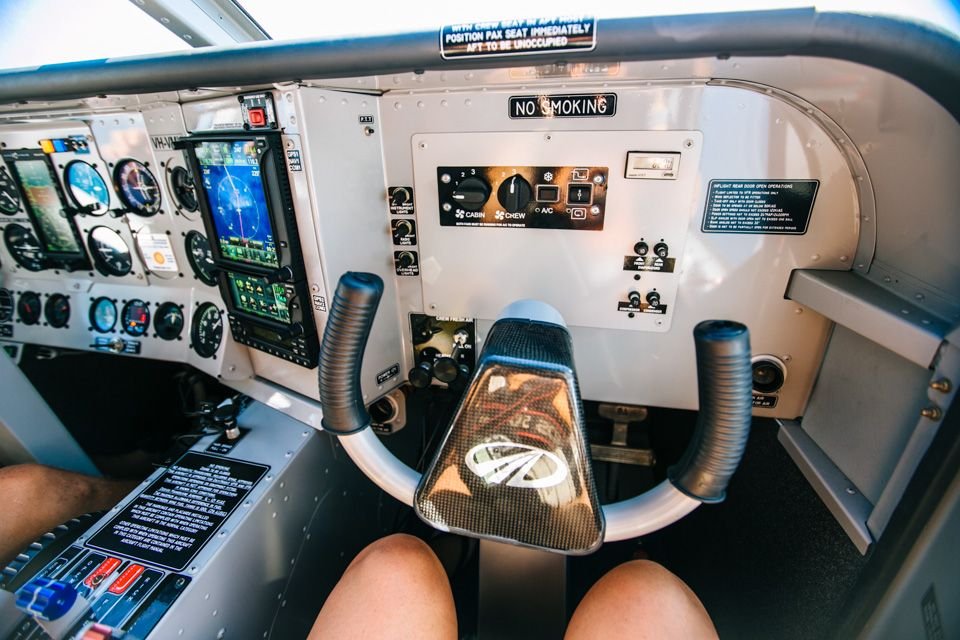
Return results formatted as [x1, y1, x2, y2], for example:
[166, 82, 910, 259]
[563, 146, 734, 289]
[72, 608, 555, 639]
[441, 16, 596, 59]
[137, 233, 179, 273]
[702, 180, 819, 235]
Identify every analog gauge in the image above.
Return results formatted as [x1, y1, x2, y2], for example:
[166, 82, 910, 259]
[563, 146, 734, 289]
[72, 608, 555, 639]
[64, 160, 110, 214]
[0, 288, 13, 322]
[168, 165, 198, 213]
[185, 230, 217, 286]
[191, 302, 223, 358]
[87, 226, 133, 277]
[17, 291, 41, 325]
[0, 167, 20, 214]
[114, 159, 161, 216]
[121, 299, 151, 336]
[155, 302, 184, 340]
[3, 224, 46, 272]
[89, 297, 117, 333]
[44, 293, 70, 328]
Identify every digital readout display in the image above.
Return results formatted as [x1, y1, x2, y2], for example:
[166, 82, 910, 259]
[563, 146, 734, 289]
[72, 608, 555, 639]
[196, 140, 278, 268]
[15, 159, 82, 254]
[227, 272, 291, 324]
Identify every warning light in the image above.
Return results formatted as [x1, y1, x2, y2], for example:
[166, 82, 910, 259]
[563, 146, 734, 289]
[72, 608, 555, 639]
[248, 108, 267, 127]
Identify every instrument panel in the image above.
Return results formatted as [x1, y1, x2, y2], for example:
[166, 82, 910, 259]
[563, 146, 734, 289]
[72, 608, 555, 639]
[0, 74, 861, 417]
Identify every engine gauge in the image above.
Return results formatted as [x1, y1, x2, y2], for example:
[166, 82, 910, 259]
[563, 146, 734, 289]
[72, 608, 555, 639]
[114, 159, 161, 216]
[3, 223, 47, 272]
[87, 226, 133, 277]
[168, 165, 198, 213]
[64, 160, 110, 214]
[155, 302, 184, 340]
[0, 288, 13, 322]
[191, 302, 223, 358]
[121, 299, 151, 336]
[17, 291, 41, 325]
[185, 230, 217, 286]
[0, 167, 20, 214]
[44, 293, 70, 328]
[89, 296, 117, 333]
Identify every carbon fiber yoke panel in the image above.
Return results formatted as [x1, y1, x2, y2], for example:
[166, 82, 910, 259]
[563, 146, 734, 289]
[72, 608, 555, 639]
[415, 319, 604, 554]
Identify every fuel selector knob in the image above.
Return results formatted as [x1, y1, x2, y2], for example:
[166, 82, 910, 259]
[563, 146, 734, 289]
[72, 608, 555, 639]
[451, 177, 490, 211]
[497, 174, 532, 212]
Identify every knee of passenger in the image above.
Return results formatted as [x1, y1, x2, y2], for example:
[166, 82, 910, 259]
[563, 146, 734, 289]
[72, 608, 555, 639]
[0, 464, 57, 497]
[348, 534, 441, 577]
[601, 559, 690, 599]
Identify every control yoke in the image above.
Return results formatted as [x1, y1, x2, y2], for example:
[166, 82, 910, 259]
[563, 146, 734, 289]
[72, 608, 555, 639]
[319, 272, 753, 547]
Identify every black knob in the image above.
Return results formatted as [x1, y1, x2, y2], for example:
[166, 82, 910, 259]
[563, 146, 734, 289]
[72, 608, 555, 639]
[497, 174, 532, 212]
[634, 241, 649, 257]
[266, 265, 294, 283]
[451, 177, 490, 211]
[627, 291, 642, 307]
[287, 322, 305, 337]
[433, 356, 460, 383]
[391, 188, 410, 206]
[393, 220, 413, 239]
[653, 242, 669, 258]
[752, 359, 785, 393]
[646, 291, 661, 307]
[397, 251, 416, 268]
[409, 361, 433, 389]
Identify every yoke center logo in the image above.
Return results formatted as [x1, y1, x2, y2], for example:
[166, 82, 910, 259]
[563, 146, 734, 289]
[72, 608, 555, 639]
[465, 441, 568, 489]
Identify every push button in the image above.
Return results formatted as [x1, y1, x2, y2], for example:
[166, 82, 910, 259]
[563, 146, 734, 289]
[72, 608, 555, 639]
[567, 183, 593, 205]
[248, 107, 267, 127]
[535, 185, 560, 203]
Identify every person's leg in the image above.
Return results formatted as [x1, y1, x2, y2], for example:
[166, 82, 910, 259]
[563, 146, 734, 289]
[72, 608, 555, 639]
[565, 559, 718, 640]
[309, 534, 457, 640]
[0, 464, 137, 565]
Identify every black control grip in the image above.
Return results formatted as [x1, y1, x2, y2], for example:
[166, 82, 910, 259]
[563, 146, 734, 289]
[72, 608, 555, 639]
[668, 320, 752, 502]
[318, 272, 384, 435]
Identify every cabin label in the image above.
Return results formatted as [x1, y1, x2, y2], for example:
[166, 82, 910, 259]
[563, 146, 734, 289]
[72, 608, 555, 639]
[702, 180, 819, 235]
[440, 16, 596, 59]
[509, 93, 617, 119]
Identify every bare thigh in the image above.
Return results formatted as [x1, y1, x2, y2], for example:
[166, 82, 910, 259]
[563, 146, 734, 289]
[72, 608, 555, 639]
[309, 534, 457, 640]
[565, 560, 718, 640]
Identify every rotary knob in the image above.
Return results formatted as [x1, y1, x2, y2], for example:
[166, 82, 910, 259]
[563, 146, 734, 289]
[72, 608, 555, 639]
[497, 174, 532, 212]
[390, 188, 411, 206]
[16, 578, 79, 621]
[450, 177, 490, 211]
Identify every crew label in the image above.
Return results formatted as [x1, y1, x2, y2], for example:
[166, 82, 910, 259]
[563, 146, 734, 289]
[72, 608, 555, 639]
[441, 16, 596, 59]
[702, 180, 819, 235]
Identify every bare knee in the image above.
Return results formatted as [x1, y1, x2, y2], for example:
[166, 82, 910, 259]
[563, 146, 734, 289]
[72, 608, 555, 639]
[347, 534, 444, 581]
[566, 560, 717, 640]
[0, 464, 91, 505]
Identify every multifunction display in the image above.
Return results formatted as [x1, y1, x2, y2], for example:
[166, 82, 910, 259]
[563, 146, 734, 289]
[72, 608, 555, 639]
[1, 149, 89, 271]
[226, 271, 291, 324]
[195, 140, 278, 268]
[437, 165, 608, 231]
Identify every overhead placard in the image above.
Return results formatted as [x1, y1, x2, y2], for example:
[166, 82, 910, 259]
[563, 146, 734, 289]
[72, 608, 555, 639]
[441, 16, 596, 59]
[702, 180, 819, 235]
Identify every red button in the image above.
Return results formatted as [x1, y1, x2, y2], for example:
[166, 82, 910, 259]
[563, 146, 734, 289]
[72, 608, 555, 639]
[83, 557, 122, 588]
[248, 107, 266, 126]
[108, 564, 145, 594]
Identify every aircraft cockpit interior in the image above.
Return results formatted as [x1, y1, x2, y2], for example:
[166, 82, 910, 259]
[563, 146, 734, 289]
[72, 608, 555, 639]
[0, 3, 958, 638]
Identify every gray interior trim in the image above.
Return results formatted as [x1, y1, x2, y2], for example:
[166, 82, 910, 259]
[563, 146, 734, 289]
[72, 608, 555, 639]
[0, 10, 957, 122]
[786, 270, 949, 368]
[778, 420, 874, 554]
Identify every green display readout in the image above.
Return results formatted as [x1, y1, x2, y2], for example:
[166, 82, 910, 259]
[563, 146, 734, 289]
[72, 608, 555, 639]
[227, 272, 291, 324]
[16, 159, 81, 254]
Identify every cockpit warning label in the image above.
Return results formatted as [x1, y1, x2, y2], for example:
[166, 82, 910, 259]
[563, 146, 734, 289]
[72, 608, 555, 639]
[702, 180, 818, 235]
[440, 16, 596, 59]
[87, 453, 268, 571]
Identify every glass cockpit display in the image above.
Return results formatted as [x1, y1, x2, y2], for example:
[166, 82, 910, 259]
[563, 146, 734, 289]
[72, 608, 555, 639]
[226, 272, 291, 325]
[3, 151, 85, 257]
[195, 140, 278, 269]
